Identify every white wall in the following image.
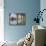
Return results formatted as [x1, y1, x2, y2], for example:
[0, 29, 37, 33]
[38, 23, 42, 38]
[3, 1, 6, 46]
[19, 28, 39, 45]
[0, 0, 4, 42]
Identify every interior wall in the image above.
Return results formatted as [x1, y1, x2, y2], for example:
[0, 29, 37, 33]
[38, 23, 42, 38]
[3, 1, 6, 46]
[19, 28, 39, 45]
[4, 0, 40, 42]
[40, 0, 46, 27]
[0, 0, 4, 42]
[40, 0, 46, 45]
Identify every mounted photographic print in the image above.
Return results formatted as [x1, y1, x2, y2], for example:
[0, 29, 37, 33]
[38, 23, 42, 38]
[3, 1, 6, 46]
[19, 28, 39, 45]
[9, 13, 26, 25]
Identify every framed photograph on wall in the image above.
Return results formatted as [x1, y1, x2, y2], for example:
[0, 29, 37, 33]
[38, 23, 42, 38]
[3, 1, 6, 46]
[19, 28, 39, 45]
[9, 12, 26, 25]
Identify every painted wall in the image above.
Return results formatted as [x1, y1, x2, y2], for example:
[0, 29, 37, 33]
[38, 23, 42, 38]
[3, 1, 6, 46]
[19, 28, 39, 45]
[4, 0, 40, 42]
